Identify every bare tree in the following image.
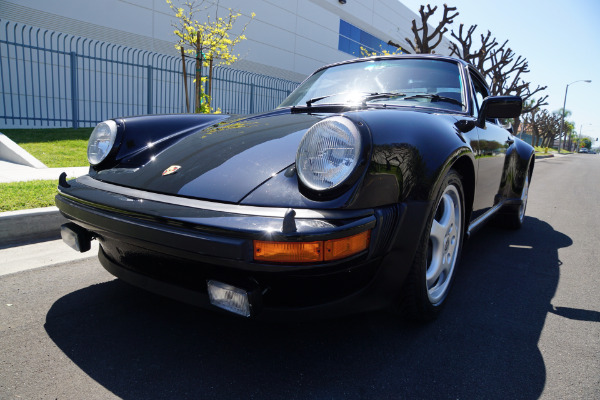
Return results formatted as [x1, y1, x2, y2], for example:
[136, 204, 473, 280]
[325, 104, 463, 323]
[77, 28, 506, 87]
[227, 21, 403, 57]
[449, 22, 548, 132]
[528, 109, 561, 148]
[405, 4, 550, 138]
[450, 25, 498, 76]
[524, 105, 542, 147]
[405, 4, 458, 54]
[512, 84, 548, 133]
[488, 43, 525, 95]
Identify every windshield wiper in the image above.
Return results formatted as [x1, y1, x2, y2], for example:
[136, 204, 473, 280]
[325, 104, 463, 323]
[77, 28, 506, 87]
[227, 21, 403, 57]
[304, 92, 406, 107]
[402, 93, 464, 107]
[360, 92, 406, 106]
[303, 92, 463, 108]
[305, 95, 334, 107]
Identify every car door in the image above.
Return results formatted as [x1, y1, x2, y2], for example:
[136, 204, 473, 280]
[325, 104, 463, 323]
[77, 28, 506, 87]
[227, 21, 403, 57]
[469, 69, 513, 220]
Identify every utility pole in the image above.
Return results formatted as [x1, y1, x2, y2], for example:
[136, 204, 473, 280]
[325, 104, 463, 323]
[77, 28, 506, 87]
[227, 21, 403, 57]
[558, 80, 591, 153]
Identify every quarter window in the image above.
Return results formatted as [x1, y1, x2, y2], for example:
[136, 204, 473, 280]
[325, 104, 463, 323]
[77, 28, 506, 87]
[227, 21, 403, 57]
[470, 72, 489, 118]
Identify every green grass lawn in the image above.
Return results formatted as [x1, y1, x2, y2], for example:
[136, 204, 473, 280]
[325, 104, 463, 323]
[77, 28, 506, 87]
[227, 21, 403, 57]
[0, 180, 58, 212]
[0, 127, 92, 212]
[534, 146, 573, 155]
[2, 127, 92, 167]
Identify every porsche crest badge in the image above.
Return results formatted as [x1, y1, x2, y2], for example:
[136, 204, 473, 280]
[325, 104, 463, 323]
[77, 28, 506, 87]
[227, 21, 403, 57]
[162, 165, 181, 176]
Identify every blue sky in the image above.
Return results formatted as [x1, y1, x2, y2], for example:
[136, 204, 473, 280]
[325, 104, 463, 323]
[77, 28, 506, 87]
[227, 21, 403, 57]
[400, 0, 600, 145]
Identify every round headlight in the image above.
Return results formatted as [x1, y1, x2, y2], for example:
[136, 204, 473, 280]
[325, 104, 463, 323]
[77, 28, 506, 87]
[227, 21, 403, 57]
[296, 116, 362, 191]
[88, 120, 118, 165]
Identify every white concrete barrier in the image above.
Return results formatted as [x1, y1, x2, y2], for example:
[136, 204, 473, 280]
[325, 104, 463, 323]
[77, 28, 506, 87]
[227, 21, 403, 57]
[0, 132, 47, 168]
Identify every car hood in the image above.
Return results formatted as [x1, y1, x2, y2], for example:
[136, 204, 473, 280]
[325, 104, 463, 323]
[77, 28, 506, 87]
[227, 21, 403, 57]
[94, 111, 323, 203]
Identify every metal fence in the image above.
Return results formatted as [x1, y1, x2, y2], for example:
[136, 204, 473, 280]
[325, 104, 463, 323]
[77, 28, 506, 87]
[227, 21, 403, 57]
[0, 20, 300, 129]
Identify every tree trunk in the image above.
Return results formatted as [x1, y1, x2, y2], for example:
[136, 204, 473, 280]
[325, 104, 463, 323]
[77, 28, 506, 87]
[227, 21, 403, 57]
[195, 32, 202, 113]
[512, 117, 521, 136]
[181, 47, 190, 113]
[207, 57, 213, 109]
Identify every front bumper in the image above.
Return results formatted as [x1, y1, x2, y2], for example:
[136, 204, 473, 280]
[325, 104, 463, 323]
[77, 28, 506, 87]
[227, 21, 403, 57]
[56, 176, 420, 318]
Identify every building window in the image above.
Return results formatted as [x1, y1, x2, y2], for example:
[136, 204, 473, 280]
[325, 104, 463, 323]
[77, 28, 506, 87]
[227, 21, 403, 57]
[338, 19, 405, 57]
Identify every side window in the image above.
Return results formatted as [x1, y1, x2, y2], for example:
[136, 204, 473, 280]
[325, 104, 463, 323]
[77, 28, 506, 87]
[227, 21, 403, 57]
[470, 73, 489, 118]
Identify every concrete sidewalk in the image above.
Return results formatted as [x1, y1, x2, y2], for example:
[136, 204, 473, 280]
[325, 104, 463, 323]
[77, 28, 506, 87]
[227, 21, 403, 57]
[0, 160, 89, 183]
[0, 238, 99, 276]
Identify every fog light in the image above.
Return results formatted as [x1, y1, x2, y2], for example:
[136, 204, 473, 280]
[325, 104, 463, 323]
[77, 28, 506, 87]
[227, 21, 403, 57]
[207, 280, 251, 317]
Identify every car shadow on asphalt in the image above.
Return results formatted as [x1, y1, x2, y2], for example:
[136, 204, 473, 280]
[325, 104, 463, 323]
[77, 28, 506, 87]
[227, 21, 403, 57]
[44, 216, 571, 400]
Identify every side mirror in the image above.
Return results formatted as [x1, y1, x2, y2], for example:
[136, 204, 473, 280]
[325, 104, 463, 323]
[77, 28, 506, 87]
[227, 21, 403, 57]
[478, 96, 522, 127]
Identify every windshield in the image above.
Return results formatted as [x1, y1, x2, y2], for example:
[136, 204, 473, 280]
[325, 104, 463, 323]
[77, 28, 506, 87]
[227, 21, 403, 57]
[280, 58, 465, 112]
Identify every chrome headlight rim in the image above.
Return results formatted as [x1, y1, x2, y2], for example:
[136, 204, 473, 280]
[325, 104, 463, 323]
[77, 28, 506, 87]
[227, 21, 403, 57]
[296, 115, 370, 197]
[87, 120, 119, 166]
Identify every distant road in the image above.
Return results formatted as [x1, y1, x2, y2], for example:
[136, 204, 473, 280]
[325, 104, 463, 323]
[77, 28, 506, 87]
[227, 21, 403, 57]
[1, 153, 599, 400]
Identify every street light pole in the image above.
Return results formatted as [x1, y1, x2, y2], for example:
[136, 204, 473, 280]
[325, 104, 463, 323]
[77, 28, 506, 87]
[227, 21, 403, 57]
[558, 79, 592, 153]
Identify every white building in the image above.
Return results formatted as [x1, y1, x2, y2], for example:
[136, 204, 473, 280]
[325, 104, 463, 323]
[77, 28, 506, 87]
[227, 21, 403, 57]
[1, 0, 453, 82]
[0, 0, 456, 127]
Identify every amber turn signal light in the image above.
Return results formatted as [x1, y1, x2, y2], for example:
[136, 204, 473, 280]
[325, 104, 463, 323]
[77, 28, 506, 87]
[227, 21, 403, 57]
[323, 230, 371, 261]
[254, 230, 370, 263]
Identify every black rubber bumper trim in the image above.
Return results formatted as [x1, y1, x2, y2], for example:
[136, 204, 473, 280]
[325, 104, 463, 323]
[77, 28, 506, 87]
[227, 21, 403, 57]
[56, 194, 249, 262]
[55, 193, 379, 272]
[98, 245, 405, 320]
[99, 246, 212, 309]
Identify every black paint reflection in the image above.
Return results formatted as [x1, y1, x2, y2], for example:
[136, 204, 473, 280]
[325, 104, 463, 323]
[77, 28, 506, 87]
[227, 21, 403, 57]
[370, 143, 427, 201]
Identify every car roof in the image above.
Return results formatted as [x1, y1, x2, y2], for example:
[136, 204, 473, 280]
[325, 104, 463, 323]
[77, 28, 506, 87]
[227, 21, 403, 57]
[313, 53, 470, 74]
[310, 54, 488, 93]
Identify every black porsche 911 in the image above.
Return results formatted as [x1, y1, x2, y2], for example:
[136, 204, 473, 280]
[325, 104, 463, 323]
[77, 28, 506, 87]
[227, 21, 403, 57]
[56, 54, 533, 321]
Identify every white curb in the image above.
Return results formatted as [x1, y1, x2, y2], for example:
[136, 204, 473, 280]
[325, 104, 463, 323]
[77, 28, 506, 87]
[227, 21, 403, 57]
[0, 207, 67, 246]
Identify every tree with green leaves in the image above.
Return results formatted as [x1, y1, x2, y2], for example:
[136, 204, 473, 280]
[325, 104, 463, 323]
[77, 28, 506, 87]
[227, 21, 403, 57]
[579, 137, 592, 150]
[360, 44, 404, 57]
[166, 0, 255, 113]
[554, 108, 578, 150]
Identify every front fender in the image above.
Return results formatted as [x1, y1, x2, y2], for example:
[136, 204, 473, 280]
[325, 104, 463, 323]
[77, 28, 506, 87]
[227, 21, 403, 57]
[242, 109, 476, 212]
[353, 109, 475, 206]
[500, 136, 535, 200]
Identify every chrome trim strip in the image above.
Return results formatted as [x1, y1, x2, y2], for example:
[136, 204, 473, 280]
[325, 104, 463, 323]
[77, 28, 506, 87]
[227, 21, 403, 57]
[68, 175, 374, 220]
[467, 201, 504, 236]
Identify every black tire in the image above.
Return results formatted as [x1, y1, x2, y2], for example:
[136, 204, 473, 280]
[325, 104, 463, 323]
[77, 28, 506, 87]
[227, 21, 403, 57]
[498, 171, 530, 230]
[401, 169, 465, 321]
